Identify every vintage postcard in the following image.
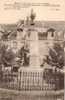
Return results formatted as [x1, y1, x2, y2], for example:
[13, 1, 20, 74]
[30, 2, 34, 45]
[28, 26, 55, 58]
[0, 0, 65, 100]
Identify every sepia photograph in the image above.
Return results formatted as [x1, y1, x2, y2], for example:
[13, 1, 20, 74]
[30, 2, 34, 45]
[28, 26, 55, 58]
[0, 0, 65, 100]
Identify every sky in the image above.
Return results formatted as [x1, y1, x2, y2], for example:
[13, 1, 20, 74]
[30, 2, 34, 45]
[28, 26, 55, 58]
[0, 0, 65, 24]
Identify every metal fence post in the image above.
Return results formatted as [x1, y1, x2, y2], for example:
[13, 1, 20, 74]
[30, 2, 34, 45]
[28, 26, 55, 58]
[19, 71, 21, 90]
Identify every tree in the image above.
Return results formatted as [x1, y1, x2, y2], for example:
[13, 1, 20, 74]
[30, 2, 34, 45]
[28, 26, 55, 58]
[17, 45, 30, 66]
[1, 31, 12, 41]
[42, 42, 64, 90]
[45, 43, 64, 69]
[0, 44, 16, 80]
[0, 44, 15, 68]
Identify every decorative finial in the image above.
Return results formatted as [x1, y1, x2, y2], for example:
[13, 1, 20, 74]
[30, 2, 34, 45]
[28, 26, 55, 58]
[30, 9, 36, 25]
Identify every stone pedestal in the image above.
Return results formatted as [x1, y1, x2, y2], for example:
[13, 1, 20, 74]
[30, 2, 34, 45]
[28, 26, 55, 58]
[29, 28, 40, 68]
